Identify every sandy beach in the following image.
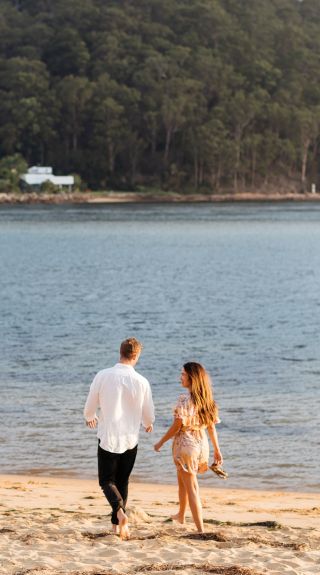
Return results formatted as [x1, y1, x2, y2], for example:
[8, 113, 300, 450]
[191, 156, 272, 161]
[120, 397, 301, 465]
[0, 475, 319, 575]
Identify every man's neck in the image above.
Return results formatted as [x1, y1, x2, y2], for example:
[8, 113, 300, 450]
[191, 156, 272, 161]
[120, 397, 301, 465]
[119, 358, 136, 367]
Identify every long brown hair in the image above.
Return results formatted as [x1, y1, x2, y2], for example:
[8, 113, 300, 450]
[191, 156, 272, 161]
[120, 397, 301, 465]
[183, 362, 218, 426]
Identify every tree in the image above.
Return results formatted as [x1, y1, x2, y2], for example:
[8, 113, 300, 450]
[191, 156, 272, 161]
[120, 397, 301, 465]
[55, 75, 93, 171]
[44, 28, 90, 77]
[0, 0, 320, 191]
[0, 153, 27, 191]
[0, 57, 56, 163]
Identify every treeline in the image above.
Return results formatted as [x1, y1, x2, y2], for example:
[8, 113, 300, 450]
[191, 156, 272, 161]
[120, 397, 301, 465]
[0, 0, 320, 192]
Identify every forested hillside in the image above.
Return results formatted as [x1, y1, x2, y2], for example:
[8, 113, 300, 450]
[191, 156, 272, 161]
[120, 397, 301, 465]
[0, 0, 320, 192]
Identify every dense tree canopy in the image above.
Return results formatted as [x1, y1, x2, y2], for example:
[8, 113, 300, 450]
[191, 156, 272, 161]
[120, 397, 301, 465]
[0, 0, 319, 191]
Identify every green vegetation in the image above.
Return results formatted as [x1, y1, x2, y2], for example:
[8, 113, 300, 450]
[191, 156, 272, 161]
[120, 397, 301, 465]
[0, 154, 27, 192]
[0, 0, 319, 193]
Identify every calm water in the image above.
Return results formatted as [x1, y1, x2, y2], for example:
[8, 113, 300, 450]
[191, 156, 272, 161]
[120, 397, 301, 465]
[0, 202, 319, 491]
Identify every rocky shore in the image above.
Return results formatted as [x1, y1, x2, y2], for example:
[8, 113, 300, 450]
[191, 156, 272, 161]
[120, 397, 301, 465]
[1, 191, 320, 204]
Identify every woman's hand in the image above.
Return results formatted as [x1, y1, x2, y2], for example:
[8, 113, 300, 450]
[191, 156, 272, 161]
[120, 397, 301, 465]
[154, 419, 180, 452]
[214, 449, 223, 465]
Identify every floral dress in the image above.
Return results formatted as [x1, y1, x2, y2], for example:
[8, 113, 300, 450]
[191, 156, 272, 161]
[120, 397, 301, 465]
[172, 393, 220, 474]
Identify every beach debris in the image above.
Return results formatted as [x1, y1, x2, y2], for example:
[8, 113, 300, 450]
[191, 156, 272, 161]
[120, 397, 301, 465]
[134, 563, 263, 574]
[130, 533, 158, 540]
[182, 531, 229, 542]
[14, 571, 120, 575]
[240, 520, 281, 529]
[81, 530, 109, 539]
[14, 569, 48, 575]
[246, 535, 308, 551]
[183, 531, 308, 550]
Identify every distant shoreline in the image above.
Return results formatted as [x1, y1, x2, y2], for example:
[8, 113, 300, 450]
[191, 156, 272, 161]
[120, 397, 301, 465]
[1, 190, 320, 205]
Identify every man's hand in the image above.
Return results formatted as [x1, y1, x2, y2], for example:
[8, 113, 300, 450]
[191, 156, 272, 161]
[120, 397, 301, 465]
[86, 418, 98, 429]
[145, 424, 153, 433]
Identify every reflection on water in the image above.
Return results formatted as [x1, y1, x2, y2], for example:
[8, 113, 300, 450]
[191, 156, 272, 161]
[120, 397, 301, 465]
[0, 202, 319, 491]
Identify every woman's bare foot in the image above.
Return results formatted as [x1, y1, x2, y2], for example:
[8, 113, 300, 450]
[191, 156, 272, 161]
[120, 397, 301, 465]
[171, 512, 185, 524]
[112, 524, 120, 535]
[117, 508, 130, 540]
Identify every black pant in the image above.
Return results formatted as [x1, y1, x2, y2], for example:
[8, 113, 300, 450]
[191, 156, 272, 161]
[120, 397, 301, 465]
[98, 443, 138, 525]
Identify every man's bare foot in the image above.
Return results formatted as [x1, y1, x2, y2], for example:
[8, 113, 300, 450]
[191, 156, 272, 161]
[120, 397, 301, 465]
[117, 508, 130, 540]
[171, 512, 185, 524]
[112, 524, 120, 535]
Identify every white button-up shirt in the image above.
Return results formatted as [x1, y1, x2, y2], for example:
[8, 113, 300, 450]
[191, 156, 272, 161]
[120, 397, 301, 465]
[84, 363, 155, 453]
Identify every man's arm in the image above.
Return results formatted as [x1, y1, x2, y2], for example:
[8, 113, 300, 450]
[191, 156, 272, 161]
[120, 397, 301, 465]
[142, 382, 155, 431]
[84, 375, 100, 427]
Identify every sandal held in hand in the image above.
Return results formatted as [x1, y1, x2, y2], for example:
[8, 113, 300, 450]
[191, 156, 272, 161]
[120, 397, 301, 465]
[209, 463, 228, 479]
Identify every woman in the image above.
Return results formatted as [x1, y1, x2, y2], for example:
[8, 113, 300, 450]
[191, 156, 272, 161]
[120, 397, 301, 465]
[154, 362, 223, 533]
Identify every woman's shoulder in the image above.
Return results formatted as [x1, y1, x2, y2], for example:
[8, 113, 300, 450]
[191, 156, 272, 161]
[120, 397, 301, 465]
[175, 393, 196, 414]
[173, 393, 194, 421]
[173, 393, 191, 412]
[176, 393, 190, 405]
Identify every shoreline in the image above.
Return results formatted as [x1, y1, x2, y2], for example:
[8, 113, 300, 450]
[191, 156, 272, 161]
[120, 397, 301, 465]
[1, 471, 320, 499]
[1, 469, 318, 495]
[1, 473, 319, 574]
[1, 190, 320, 205]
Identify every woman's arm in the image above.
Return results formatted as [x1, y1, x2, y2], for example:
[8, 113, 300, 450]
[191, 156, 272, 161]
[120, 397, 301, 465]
[154, 418, 182, 452]
[207, 424, 223, 465]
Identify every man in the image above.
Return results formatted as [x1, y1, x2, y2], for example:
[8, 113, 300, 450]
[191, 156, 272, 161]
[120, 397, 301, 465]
[84, 337, 154, 540]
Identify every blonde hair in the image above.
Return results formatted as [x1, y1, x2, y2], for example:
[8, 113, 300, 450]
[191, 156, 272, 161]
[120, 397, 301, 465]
[184, 362, 218, 426]
[120, 337, 143, 360]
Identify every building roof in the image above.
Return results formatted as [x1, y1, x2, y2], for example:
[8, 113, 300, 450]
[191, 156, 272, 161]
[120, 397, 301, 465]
[20, 166, 74, 186]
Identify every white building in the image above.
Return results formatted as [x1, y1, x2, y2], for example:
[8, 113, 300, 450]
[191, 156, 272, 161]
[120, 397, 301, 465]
[20, 166, 74, 191]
